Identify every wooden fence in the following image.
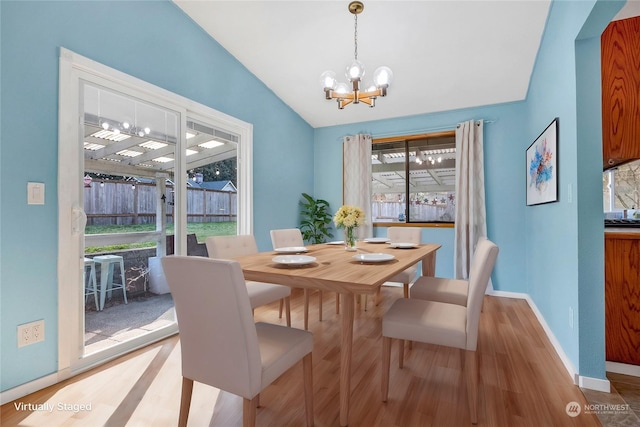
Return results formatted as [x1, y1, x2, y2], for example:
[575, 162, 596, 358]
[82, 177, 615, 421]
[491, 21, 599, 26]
[372, 201, 455, 222]
[84, 181, 237, 226]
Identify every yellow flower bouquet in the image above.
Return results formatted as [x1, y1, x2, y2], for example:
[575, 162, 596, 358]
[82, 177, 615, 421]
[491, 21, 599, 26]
[333, 205, 365, 250]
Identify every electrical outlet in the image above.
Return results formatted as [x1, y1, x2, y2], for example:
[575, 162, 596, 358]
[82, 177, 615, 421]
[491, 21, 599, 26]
[17, 320, 45, 347]
[32, 320, 45, 343]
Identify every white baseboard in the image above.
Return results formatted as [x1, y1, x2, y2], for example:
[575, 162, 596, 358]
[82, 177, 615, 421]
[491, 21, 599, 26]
[487, 290, 611, 392]
[486, 289, 528, 299]
[0, 371, 67, 405]
[606, 361, 640, 377]
[579, 375, 611, 392]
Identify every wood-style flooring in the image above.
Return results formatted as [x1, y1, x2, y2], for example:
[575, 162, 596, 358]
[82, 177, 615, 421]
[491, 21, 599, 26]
[1, 288, 601, 426]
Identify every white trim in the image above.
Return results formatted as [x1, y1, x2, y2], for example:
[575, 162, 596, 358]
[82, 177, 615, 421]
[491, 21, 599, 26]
[579, 375, 611, 392]
[606, 361, 640, 377]
[0, 328, 177, 405]
[523, 294, 578, 384]
[486, 289, 528, 299]
[488, 290, 579, 382]
[488, 290, 612, 392]
[57, 48, 253, 380]
[1, 372, 63, 405]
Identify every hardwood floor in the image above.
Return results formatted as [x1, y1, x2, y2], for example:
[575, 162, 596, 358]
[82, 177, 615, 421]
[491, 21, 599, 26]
[1, 288, 601, 426]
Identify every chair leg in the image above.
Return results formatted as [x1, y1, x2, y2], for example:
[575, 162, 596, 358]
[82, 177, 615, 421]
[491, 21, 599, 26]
[398, 339, 405, 369]
[285, 296, 291, 327]
[318, 291, 323, 321]
[364, 295, 368, 311]
[464, 350, 479, 424]
[335, 292, 340, 314]
[178, 377, 193, 427]
[403, 283, 412, 352]
[303, 353, 314, 426]
[304, 289, 310, 330]
[279, 299, 284, 318]
[381, 336, 391, 402]
[243, 396, 258, 427]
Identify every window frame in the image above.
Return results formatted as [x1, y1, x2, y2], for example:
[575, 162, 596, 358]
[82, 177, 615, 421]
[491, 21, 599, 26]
[372, 130, 456, 228]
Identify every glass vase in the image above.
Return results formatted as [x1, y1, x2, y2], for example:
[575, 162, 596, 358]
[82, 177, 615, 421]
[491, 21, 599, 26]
[344, 227, 357, 251]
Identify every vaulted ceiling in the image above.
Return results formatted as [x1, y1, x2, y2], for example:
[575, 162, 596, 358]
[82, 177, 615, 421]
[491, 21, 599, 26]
[174, 1, 640, 129]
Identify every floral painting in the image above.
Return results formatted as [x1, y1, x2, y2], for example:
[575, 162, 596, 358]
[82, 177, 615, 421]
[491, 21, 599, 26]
[526, 118, 558, 206]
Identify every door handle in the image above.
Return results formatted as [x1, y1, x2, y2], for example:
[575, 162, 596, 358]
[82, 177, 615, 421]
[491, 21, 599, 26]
[72, 205, 87, 236]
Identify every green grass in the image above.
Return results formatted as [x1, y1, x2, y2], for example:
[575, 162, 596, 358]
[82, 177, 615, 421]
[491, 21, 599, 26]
[85, 222, 237, 253]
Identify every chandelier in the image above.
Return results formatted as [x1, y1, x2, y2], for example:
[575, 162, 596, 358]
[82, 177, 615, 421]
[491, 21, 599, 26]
[320, 1, 393, 109]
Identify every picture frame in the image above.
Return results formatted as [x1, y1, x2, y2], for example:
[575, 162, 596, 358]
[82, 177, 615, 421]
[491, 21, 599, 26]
[526, 118, 558, 206]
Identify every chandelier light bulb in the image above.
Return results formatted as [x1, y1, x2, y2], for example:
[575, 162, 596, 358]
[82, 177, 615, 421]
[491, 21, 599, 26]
[373, 66, 393, 87]
[122, 122, 130, 129]
[335, 83, 350, 95]
[346, 60, 365, 81]
[113, 128, 120, 135]
[144, 127, 151, 135]
[101, 122, 110, 130]
[320, 71, 338, 90]
[138, 130, 145, 137]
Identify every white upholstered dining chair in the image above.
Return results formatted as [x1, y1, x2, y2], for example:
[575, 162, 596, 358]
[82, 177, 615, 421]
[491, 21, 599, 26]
[364, 227, 422, 310]
[381, 238, 498, 424]
[162, 256, 314, 427]
[270, 228, 339, 330]
[206, 235, 291, 326]
[410, 236, 495, 309]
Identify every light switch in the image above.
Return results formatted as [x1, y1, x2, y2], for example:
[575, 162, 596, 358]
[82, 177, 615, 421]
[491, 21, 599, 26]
[27, 182, 45, 205]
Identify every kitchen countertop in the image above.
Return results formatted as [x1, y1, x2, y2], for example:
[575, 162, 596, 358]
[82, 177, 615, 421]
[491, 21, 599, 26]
[605, 228, 640, 238]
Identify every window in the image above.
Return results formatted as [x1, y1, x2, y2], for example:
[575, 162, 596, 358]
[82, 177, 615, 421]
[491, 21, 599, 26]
[372, 131, 456, 224]
[603, 159, 640, 218]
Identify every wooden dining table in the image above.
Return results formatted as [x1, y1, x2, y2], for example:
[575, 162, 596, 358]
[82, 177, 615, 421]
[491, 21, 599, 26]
[233, 240, 441, 426]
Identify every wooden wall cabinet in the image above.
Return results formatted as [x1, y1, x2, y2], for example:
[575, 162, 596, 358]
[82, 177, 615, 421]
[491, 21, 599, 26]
[605, 232, 640, 366]
[601, 16, 640, 170]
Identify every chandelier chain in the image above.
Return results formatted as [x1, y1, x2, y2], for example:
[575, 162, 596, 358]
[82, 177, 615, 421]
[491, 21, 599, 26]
[354, 14, 358, 60]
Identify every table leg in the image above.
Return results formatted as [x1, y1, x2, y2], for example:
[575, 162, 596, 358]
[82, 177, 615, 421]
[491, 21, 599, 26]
[340, 293, 354, 426]
[421, 251, 437, 276]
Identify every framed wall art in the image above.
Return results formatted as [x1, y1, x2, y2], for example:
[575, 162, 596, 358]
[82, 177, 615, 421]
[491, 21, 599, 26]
[526, 118, 558, 206]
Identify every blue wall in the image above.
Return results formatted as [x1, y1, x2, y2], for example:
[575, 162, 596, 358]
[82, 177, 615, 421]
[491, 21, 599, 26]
[0, 0, 626, 394]
[0, 0, 314, 392]
[313, 103, 528, 285]
[314, 0, 624, 381]
[523, 0, 623, 379]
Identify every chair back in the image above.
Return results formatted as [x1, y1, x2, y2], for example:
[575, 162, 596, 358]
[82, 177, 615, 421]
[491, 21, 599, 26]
[465, 238, 499, 350]
[161, 256, 262, 398]
[387, 227, 422, 244]
[206, 235, 258, 258]
[270, 228, 304, 249]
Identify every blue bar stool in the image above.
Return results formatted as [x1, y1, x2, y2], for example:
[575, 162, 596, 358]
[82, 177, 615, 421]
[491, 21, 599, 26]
[93, 255, 128, 310]
[84, 257, 98, 310]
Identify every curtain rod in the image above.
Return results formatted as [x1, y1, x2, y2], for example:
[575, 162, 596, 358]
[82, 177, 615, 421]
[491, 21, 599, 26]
[371, 119, 496, 139]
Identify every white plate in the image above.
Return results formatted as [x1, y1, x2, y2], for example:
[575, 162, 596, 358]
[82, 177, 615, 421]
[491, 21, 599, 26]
[326, 241, 345, 245]
[274, 246, 308, 254]
[272, 255, 316, 266]
[389, 242, 417, 249]
[364, 237, 390, 243]
[352, 253, 395, 263]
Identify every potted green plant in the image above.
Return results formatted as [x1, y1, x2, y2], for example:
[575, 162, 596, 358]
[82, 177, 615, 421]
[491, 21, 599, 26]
[299, 193, 334, 244]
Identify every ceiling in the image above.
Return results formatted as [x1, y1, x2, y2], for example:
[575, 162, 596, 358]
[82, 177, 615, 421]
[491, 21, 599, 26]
[174, 1, 640, 129]
[174, 0, 552, 128]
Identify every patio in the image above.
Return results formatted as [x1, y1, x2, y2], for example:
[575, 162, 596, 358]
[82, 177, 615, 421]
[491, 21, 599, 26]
[84, 293, 175, 355]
